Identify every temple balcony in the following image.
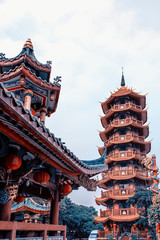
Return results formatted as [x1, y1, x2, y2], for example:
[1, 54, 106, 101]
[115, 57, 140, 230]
[101, 102, 147, 123]
[100, 117, 149, 139]
[95, 208, 141, 223]
[102, 117, 143, 129]
[98, 133, 151, 154]
[98, 168, 152, 188]
[106, 150, 146, 163]
[96, 188, 135, 205]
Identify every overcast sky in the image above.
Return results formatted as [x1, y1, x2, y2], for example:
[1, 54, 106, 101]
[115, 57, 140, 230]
[0, 0, 160, 210]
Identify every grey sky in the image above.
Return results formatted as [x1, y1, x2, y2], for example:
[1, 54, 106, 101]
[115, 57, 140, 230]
[0, 0, 160, 210]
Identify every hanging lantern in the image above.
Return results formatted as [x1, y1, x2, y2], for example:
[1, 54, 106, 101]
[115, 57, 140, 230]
[33, 170, 50, 183]
[59, 183, 72, 195]
[5, 154, 21, 171]
[14, 195, 24, 203]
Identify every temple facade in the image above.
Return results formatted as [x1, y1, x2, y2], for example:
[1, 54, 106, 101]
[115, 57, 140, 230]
[95, 73, 155, 239]
[0, 39, 108, 239]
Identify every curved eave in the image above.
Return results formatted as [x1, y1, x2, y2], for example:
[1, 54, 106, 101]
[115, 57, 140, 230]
[99, 124, 149, 140]
[0, 83, 108, 176]
[98, 141, 151, 155]
[106, 155, 145, 164]
[101, 88, 146, 113]
[0, 55, 24, 67]
[96, 194, 133, 204]
[0, 46, 51, 69]
[25, 55, 51, 72]
[95, 214, 139, 223]
[94, 216, 109, 224]
[110, 214, 139, 222]
[101, 109, 147, 126]
[98, 174, 152, 189]
[11, 205, 50, 214]
[0, 63, 59, 92]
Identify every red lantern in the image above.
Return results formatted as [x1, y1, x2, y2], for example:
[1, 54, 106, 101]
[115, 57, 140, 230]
[14, 195, 24, 203]
[5, 154, 21, 170]
[59, 183, 72, 195]
[33, 171, 50, 183]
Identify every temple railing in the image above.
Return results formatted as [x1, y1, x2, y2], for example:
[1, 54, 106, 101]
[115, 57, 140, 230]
[105, 102, 142, 115]
[0, 221, 66, 240]
[106, 133, 145, 145]
[100, 208, 141, 217]
[101, 188, 135, 199]
[102, 168, 150, 180]
[105, 117, 143, 130]
[106, 150, 146, 162]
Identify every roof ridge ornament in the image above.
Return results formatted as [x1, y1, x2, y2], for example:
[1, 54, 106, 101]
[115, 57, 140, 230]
[23, 38, 33, 49]
[121, 67, 125, 87]
[0, 53, 5, 59]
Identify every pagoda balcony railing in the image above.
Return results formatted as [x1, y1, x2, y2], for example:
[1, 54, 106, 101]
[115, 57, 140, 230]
[106, 150, 146, 162]
[99, 230, 119, 237]
[99, 230, 148, 238]
[105, 102, 142, 115]
[101, 188, 135, 199]
[106, 117, 143, 129]
[102, 168, 150, 180]
[106, 133, 145, 145]
[100, 208, 141, 218]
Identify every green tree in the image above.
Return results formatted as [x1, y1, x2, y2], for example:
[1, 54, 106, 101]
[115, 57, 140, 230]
[59, 197, 103, 239]
[127, 187, 156, 239]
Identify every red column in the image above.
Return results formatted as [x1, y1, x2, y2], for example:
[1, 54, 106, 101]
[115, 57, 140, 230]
[50, 189, 59, 225]
[0, 199, 12, 221]
[40, 107, 47, 124]
[24, 89, 33, 110]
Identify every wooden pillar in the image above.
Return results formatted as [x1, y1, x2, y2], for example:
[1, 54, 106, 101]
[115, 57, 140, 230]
[40, 107, 47, 124]
[24, 89, 33, 110]
[0, 199, 12, 221]
[50, 189, 59, 225]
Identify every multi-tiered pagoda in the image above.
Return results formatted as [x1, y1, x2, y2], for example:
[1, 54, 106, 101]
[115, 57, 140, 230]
[95, 73, 153, 238]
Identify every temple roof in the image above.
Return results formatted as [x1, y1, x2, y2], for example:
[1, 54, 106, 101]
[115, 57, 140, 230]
[0, 82, 108, 176]
[12, 198, 50, 214]
[0, 39, 51, 70]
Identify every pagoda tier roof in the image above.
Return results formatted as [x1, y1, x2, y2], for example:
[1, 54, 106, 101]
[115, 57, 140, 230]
[101, 108, 147, 125]
[94, 214, 139, 223]
[0, 39, 51, 71]
[99, 122, 149, 139]
[0, 83, 108, 176]
[0, 63, 59, 90]
[0, 63, 60, 115]
[98, 140, 151, 155]
[98, 174, 153, 189]
[95, 192, 134, 205]
[12, 198, 50, 214]
[101, 86, 146, 113]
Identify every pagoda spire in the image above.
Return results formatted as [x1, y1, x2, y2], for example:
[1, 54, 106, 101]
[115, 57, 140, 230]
[121, 67, 125, 86]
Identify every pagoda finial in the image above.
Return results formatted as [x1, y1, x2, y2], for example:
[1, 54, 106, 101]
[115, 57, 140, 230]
[23, 38, 33, 49]
[121, 67, 125, 86]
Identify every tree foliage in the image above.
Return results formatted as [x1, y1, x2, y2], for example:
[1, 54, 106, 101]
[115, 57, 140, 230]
[127, 187, 157, 238]
[59, 197, 103, 239]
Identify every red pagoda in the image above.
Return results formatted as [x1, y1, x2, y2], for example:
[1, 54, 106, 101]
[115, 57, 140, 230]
[0, 39, 108, 239]
[95, 72, 155, 238]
